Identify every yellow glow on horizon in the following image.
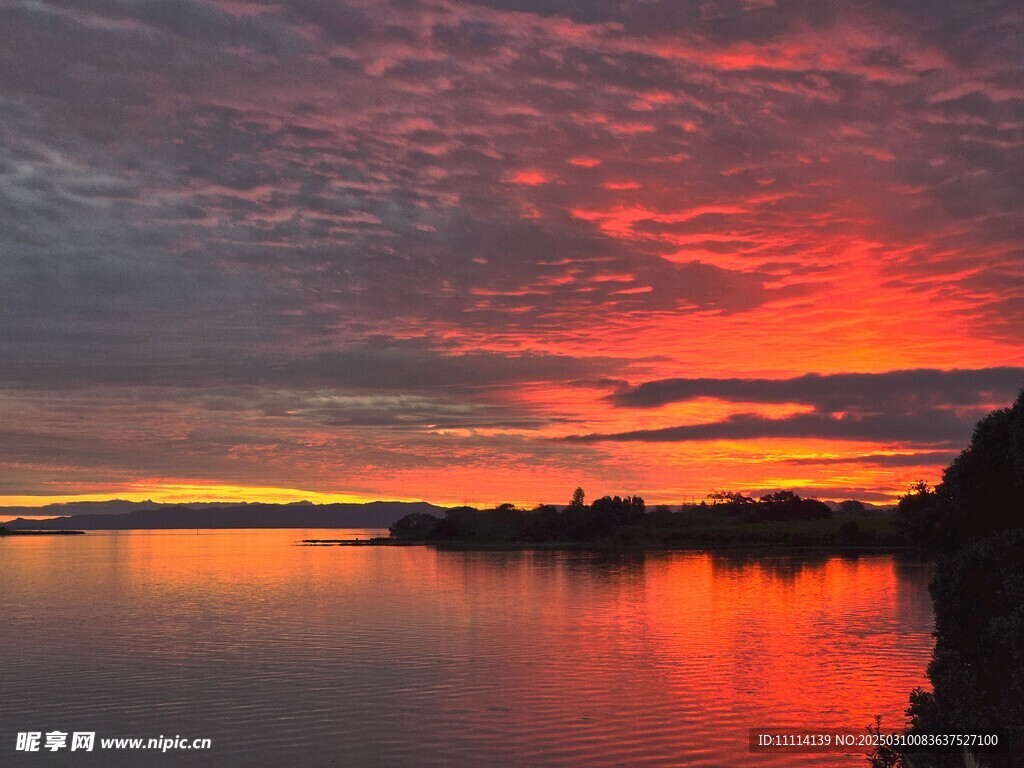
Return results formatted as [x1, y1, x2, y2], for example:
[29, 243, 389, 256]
[0, 482, 520, 510]
[0, 483, 407, 508]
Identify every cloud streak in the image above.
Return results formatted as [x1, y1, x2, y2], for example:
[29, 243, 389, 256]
[609, 368, 1024, 411]
[563, 409, 979, 445]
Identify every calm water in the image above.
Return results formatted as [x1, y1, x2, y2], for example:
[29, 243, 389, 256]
[1, 530, 935, 767]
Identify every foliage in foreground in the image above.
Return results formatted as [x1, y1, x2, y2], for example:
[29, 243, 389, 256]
[884, 387, 1024, 768]
[894, 531, 1024, 768]
[895, 389, 1024, 552]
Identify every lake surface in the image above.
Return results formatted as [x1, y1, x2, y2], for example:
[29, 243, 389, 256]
[1, 530, 935, 767]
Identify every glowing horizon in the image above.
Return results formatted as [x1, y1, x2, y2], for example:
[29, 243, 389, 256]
[0, 466, 947, 510]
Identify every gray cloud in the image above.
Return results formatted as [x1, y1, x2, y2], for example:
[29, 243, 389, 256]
[265, 343, 613, 391]
[3, 0, 1021, 356]
[609, 368, 1024, 411]
[578, 369, 1024, 445]
[0, 329, 617, 391]
[563, 409, 980, 445]
[781, 451, 960, 467]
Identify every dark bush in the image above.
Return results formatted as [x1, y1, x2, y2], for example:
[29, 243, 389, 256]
[388, 512, 441, 540]
[906, 530, 1024, 766]
[751, 491, 832, 522]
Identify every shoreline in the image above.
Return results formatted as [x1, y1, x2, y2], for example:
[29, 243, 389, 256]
[300, 537, 915, 554]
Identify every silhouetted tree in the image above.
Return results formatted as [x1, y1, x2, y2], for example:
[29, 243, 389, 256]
[526, 504, 562, 541]
[569, 487, 586, 508]
[760, 490, 798, 505]
[584, 495, 627, 537]
[940, 389, 1024, 545]
[707, 490, 754, 506]
[625, 495, 645, 523]
[753, 491, 832, 522]
[895, 480, 945, 550]
[706, 490, 755, 517]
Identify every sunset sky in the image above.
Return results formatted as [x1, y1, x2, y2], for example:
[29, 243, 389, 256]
[1, 0, 1022, 507]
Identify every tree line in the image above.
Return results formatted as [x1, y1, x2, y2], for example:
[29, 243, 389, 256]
[390, 486, 839, 546]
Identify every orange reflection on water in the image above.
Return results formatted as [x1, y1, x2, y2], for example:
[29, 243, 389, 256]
[415, 549, 935, 766]
[1, 533, 935, 767]
[639, 554, 934, 728]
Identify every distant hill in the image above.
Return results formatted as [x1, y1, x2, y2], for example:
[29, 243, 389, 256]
[0, 499, 346, 517]
[0, 499, 176, 517]
[1, 501, 446, 530]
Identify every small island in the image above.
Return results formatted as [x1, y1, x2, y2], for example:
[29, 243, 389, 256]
[0, 525, 85, 536]
[304, 488, 904, 551]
